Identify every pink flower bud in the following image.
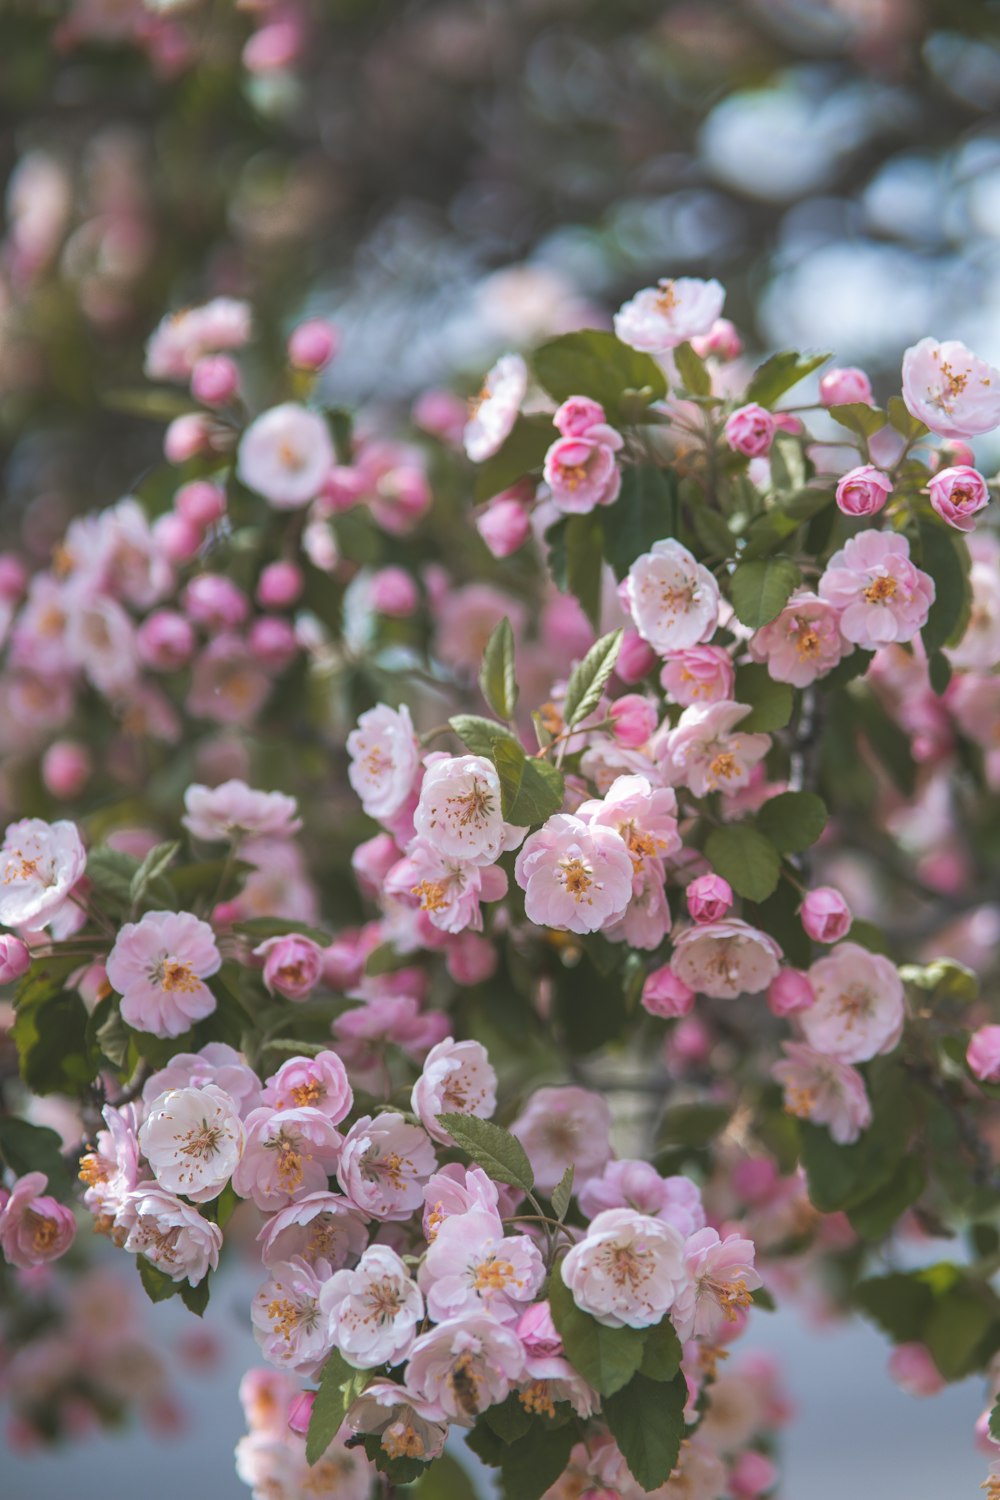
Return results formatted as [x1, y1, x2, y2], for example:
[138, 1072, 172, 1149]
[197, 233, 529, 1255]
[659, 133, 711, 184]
[255, 935, 324, 1001]
[445, 931, 498, 986]
[322, 933, 369, 990]
[287, 1391, 315, 1435]
[175, 481, 226, 529]
[412, 389, 467, 445]
[321, 466, 367, 512]
[608, 693, 657, 749]
[351, 833, 401, 898]
[164, 412, 211, 464]
[154, 512, 202, 564]
[724, 403, 775, 458]
[137, 609, 196, 670]
[887, 1343, 945, 1398]
[835, 464, 892, 517]
[819, 367, 874, 407]
[0, 934, 32, 984]
[0, 554, 27, 600]
[369, 566, 419, 617]
[686, 874, 733, 924]
[668, 1015, 711, 1063]
[690, 318, 742, 361]
[41, 741, 91, 800]
[731, 1156, 779, 1202]
[641, 964, 695, 1018]
[939, 440, 976, 469]
[800, 887, 852, 943]
[477, 497, 532, 559]
[288, 320, 339, 372]
[615, 629, 658, 685]
[248, 617, 299, 669]
[515, 1301, 562, 1355]
[927, 465, 990, 533]
[767, 967, 815, 1016]
[256, 560, 304, 610]
[729, 1451, 779, 1498]
[967, 1025, 1000, 1083]
[553, 396, 607, 438]
[660, 646, 735, 707]
[191, 354, 240, 407]
[183, 574, 249, 629]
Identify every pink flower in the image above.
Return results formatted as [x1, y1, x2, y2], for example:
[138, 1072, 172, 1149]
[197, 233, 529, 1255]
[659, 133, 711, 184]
[901, 337, 1000, 439]
[191, 353, 240, 406]
[182, 780, 301, 843]
[345, 1381, 448, 1463]
[724, 404, 775, 458]
[143, 1043, 262, 1119]
[0, 933, 31, 983]
[413, 754, 508, 865]
[608, 694, 657, 748]
[622, 540, 721, 654]
[422, 1164, 503, 1242]
[730, 1451, 780, 1498]
[138, 1085, 245, 1202]
[927, 465, 990, 532]
[405, 1313, 526, 1423]
[800, 942, 905, 1063]
[604, 859, 672, 950]
[369, 566, 419, 617]
[513, 814, 633, 935]
[660, 645, 735, 706]
[767, 968, 815, 1016]
[464, 354, 527, 462]
[336, 1113, 437, 1220]
[477, 495, 532, 558]
[321, 1245, 424, 1368]
[346, 703, 420, 823]
[187, 634, 272, 725]
[772, 1041, 872, 1144]
[748, 592, 850, 687]
[510, 1086, 611, 1192]
[233, 1107, 343, 1212]
[553, 396, 608, 437]
[687, 874, 733, 924]
[419, 1207, 545, 1323]
[820, 367, 874, 407]
[578, 1163, 705, 1237]
[614, 277, 725, 354]
[0, 1173, 76, 1268]
[641, 965, 696, 1018]
[672, 1228, 761, 1341]
[121, 1185, 222, 1284]
[800, 886, 852, 943]
[237, 404, 334, 509]
[835, 464, 892, 517]
[888, 1343, 945, 1397]
[251, 1257, 332, 1376]
[543, 433, 622, 515]
[386, 840, 508, 935]
[818, 529, 935, 647]
[967, 1025, 1000, 1083]
[288, 319, 338, 371]
[256, 1192, 367, 1269]
[561, 1208, 687, 1329]
[106, 910, 220, 1038]
[615, 629, 659, 684]
[411, 1037, 497, 1144]
[145, 297, 251, 381]
[578, 774, 682, 875]
[0, 818, 86, 929]
[262, 1052, 353, 1124]
[254, 935, 324, 1001]
[671, 919, 782, 999]
[691, 318, 742, 360]
[658, 700, 771, 797]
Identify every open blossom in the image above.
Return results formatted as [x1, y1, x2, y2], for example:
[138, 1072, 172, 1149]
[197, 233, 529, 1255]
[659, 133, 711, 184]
[561, 1208, 687, 1329]
[772, 1041, 873, 1144]
[604, 859, 672, 950]
[660, 645, 735, 706]
[672, 1228, 761, 1341]
[464, 353, 527, 462]
[835, 464, 892, 517]
[658, 700, 770, 797]
[578, 1162, 706, 1237]
[614, 276, 725, 353]
[420, 1208, 545, 1323]
[347, 703, 420, 822]
[748, 592, 849, 687]
[0, 817, 86, 929]
[927, 465, 990, 532]
[0, 1172, 76, 1268]
[251, 1257, 331, 1375]
[818, 530, 935, 647]
[413, 754, 509, 865]
[144, 1043, 262, 1119]
[138, 1085, 245, 1202]
[320, 1245, 424, 1368]
[236, 403, 334, 509]
[543, 430, 622, 515]
[79, 1103, 146, 1227]
[262, 1052, 352, 1124]
[257, 1192, 368, 1269]
[799, 942, 905, 1063]
[346, 1380, 448, 1464]
[901, 337, 1000, 438]
[337, 1112, 437, 1220]
[182, 781, 300, 842]
[385, 839, 508, 934]
[121, 1185, 222, 1284]
[233, 1107, 343, 1212]
[254, 934, 324, 1000]
[145, 297, 251, 380]
[510, 1086, 611, 1192]
[411, 1037, 497, 1144]
[514, 814, 633, 935]
[422, 1165, 503, 1242]
[405, 1313, 526, 1423]
[724, 403, 775, 457]
[106, 910, 220, 1038]
[671, 919, 782, 999]
[622, 540, 721, 654]
[578, 774, 682, 875]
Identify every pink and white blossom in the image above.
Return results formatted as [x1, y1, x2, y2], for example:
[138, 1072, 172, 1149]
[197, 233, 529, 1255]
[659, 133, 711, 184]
[543, 431, 622, 515]
[772, 1041, 873, 1143]
[182, 781, 300, 843]
[660, 645, 735, 706]
[251, 1256, 331, 1375]
[145, 297, 251, 381]
[420, 1207, 545, 1323]
[614, 277, 725, 354]
[464, 354, 528, 462]
[346, 703, 421, 823]
[901, 337, 1000, 438]
[233, 1107, 343, 1212]
[413, 754, 509, 865]
[577, 773, 682, 875]
[799, 942, 905, 1063]
[672, 1228, 761, 1341]
[818, 530, 935, 648]
[657, 700, 771, 798]
[321, 1245, 424, 1368]
[510, 1086, 611, 1192]
[411, 1037, 497, 1144]
[257, 1192, 368, 1269]
[106, 910, 220, 1038]
[514, 814, 633, 935]
[671, 919, 782, 999]
[121, 1185, 222, 1284]
[748, 592, 850, 687]
[385, 839, 508, 935]
[405, 1313, 526, 1423]
[237, 403, 334, 509]
[346, 1380, 448, 1464]
[578, 1162, 706, 1237]
[138, 1084, 244, 1202]
[262, 1052, 352, 1124]
[0, 818, 86, 929]
[927, 465, 990, 532]
[622, 540, 721, 654]
[422, 1164, 504, 1242]
[254, 934, 324, 1001]
[143, 1044, 262, 1119]
[968, 1025, 1000, 1083]
[560, 1208, 687, 1329]
[0, 1172, 76, 1268]
[336, 1113, 437, 1220]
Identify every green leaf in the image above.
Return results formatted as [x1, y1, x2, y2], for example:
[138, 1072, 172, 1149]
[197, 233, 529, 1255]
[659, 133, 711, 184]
[918, 521, 972, 654]
[847, 1154, 925, 1239]
[638, 1318, 683, 1381]
[492, 736, 527, 820]
[547, 512, 604, 631]
[704, 825, 781, 902]
[473, 416, 553, 503]
[745, 351, 830, 406]
[989, 1400, 1000, 1445]
[448, 714, 520, 758]
[103, 387, 199, 421]
[498, 1421, 576, 1500]
[180, 1277, 211, 1317]
[12, 987, 93, 1096]
[306, 1350, 363, 1465]
[732, 663, 793, 732]
[730, 557, 800, 628]
[480, 617, 518, 720]
[887, 395, 928, 441]
[828, 403, 887, 440]
[756, 791, 828, 854]
[548, 1271, 646, 1396]
[601, 465, 681, 578]
[413, 1451, 478, 1499]
[563, 629, 623, 729]
[129, 839, 180, 910]
[928, 651, 952, 696]
[0, 1118, 74, 1200]
[800, 1061, 914, 1214]
[233, 916, 333, 946]
[491, 734, 565, 826]
[603, 1371, 687, 1491]
[483, 1394, 533, 1446]
[86, 846, 142, 908]
[138, 1256, 180, 1304]
[360, 1432, 427, 1485]
[658, 1102, 731, 1148]
[532, 329, 667, 418]
[550, 1166, 574, 1221]
[437, 1114, 535, 1193]
[673, 341, 711, 397]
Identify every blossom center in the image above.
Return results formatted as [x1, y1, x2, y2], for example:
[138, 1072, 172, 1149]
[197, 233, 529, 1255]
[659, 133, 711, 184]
[266, 1294, 319, 1343]
[472, 1254, 520, 1292]
[266, 1127, 305, 1191]
[180, 1119, 224, 1160]
[158, 957, 200, 993]
[290, 1080, 325, 1108]
[559, 856, 595, 899]
[447, 780, 494, 829]
[656, 279, 678, 313]
[601, 1240, 653, 1290]
[382, 1422, 425, 1460]
[863, 575, 898, 604]
[519, 1380, 556, 1418]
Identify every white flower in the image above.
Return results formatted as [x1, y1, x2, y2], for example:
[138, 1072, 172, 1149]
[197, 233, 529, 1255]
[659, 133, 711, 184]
[413, 754, 507, 865]
[614, 277, 725, 354]
[411, 1037, 497, 1144]
[320, 1245, 424, 1369]
[621, 540, 721, 653]
[671, 919, 782, 999]
[138, 1084, 245, 1203]
[237, 403, 334, 509]
[120, 1185, 222, 1285]
[346, 703, 420, 822]
[464, 354, 527, 462]
[0, 818, 86, 929]
[182, 780, 301, 842]
[251, 1256, 332, 1375]
[560, 1207, 687, 1329]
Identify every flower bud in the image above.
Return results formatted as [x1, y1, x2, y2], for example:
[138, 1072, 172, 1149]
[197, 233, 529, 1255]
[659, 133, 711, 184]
[967, 1025, 1000, 1083]
[729, 1451, 779, 1498]
[690, 317, 742, 361]
[257, 560, 304, 610]
[835, 464, 891, 517]
[614, 629, 658, 685]
[369, 566, 419, 617]
[819, 367, 873, 407]
[287, 1391, 315, 1436]
[191, 354, 240, 407]
[477, 497, 531, 559]
[0, 934, 32, 984]
[553, 396, 606, 438]
[800, 887, 852, 943]
[164, 412, 211, 464]
[248, 617, 299, 669]
[255, 935, 324, 1001]
[724, 403, 775, 458]
[641, 964, 695, 1018]
[154, 512, 202, 564]
[608, 694, 657, 749]
[515, 1301, 562, 1356]
[887, 1343, 945, 1398]
[767, 967, 815, 1016]
[927, 465, 989, 533]
[288, 320, 339, 372]
[183, 574, 249, 629]
[175, 481, 226, 529]
[0, 554, 27, 600]
[41, 741, 91, 799]
[137, 609, 196, 670]
[686, 873, 733, 924]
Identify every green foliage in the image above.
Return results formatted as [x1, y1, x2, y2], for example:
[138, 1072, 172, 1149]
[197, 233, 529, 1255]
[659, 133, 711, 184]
[638, 1317, 683, 1381]
[562, 628, 623, 729]
[412, 1451, 478, 1499]
[918, 521, 972, 654]
[756, 791, 828, 853]
[704, 824, 781, 902]
[532, 329, 667, 418]
[745, 351, 830, 406]
[603, 1371, 687, 1491]
[449, 714, 520, 758]
[490, 736, 565, 826]
[856, 1264, 1000, 1381]
[12, 985, 92, 1096]
[673, 341, 712, 397]
[129, 839, 180, 911]
[601, 466, 680, 578]
[0, 1117, 74, 1199]
[733, 663, 794, 731]
[547, 511, 604, 629]
[496, 1420, 576, 1500]
[828, 403, 886, 440]
[86, 846, 144, 910]
[473, 416, 553, 503]
[306, 1350, 367, 1465]
[550, 1165, 575, 1221]
[137, 1256, 180, 1305]
[480, 617, 518, 720]
[437, 1113, 535, 1193]
[799, 1061, 915, 1217]
[729, 557, 801, 628]
[547, 1272, 645, 1396]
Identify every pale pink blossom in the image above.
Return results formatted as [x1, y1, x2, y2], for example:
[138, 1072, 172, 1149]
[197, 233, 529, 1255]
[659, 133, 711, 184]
[182, 781, 300, 843]
[121, 1185, 221, 1284]
[464, 354, 528, 462]
[553, 396, 609, 437]
[477, 494, 532, 557]
[510, 1086, 611, 1192]
[434, 583, 528, 677]
[748, 592, 850, 687]
[888, 1343, 945, 1397]
[346, 1380, 448, 1464]
[143, 1043, 262, 1119]
[671, 919, 782, 999]
[901, 337, 1000, 439]
[800, 942, 905, 1063]
[321, 1245, 424, 1368]
[405, 1313, 526, 1423]
[820, 367, 874, 407]
[106, 910, 220, 1038]
[254, 935, 324, 1001]
[658, 700, 771, 797]
[145, 297, 251, 381]
[641, 964, 696, 1018]
[614, 277, 725, 354]
[543, 432, 622, 515]
[672, 1228, 761, 1341]
[518, 1353, 598, 1421]
[767, 968, 815, 1016]
[346, 703, 420, 822]
[514, 814, 633, 935]
[660, 645, 735, 706]
[604, 860, 672, 950]
[0, 818, 86, 929]
[687, 874, 733, 923]
[187, 634, 272, 725]
[79, 1103, 147, 1226]
[413, 754, 510, 865]
[577, 774, 682, 875]
[818, 530, 935, 647]
[422, 1164, 504, 1242]
[237, 403, 334, 509]
[561, 1207, 687, 1329]
[725, 404, 775, 458]
[579, 1163, 705, 1237]
[772, 1041, 873, 1144]
[411, 1037, 497, 1144]
[0, 1173, 76, 1268]
[251, 1257, 331, 1375]
[0, 933, 31, 982]
[967, 1025, 1000, 1083]
[262, 1052, 352, 1124]
[138, 1084, 244, 1202]
[608, 694, 657, 748]
[945, 535, 1000, 671]
[622, 541, 721, 654]
[927, 465, 990, 532]
[233, 1107, 343, 1212]
[336, 1112, 437, 1220]
[385, 840, 508, 935]
[257, 1192, 368, 1269]
[616, 629, 659, 684]
[420, 1207, 545, 1323]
